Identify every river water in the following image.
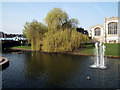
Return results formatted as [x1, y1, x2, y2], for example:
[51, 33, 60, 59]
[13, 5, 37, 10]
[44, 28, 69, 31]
[2, 50, 120, 88]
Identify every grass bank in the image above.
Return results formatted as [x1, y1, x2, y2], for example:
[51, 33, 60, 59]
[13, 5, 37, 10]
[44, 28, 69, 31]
[11, 46, 32, 51]
[72, 43, 120, 57]
[11, 43, 120, 58]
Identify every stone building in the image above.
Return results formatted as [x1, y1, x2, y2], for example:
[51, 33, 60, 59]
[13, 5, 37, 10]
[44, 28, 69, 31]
[89, 16, 119, 43]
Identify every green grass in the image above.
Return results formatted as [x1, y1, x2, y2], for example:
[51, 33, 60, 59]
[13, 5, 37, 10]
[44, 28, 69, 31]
[12, 45, 31, 50]
[105, 43, 119, 56]
[74, 44, 95, 55]
[74, 43, 119, 56]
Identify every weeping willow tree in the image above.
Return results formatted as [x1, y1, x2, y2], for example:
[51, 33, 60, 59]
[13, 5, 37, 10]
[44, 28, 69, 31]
[42, 28, 89, 52]
[45, 8, 79, 31]
[23, 8, 89, 52]
[42, 8, 89, 52]
[23, 20, 47, 51]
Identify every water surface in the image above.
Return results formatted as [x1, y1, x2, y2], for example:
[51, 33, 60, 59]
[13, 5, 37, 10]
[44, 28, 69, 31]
[2, 50, 120, 88]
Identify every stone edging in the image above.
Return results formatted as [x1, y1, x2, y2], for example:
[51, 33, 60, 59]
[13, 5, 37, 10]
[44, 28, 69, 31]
[0, 57, 9, 66]
[70, 53, 120, 58]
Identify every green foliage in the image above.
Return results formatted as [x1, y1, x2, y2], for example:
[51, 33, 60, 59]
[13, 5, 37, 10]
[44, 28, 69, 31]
[23, 20, 47, 51]
[23, 8, 89, 52]
[45, 8, 79, 31]
[45, 8, 68, 30]
[61, 18, 79, 30]
[42, 28, 89, 52]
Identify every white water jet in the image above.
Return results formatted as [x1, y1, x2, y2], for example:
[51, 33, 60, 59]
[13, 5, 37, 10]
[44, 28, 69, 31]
[102, 44, 105, 66]
[99, 44, 106, 69]
[90, 37, 106, 69]
[96, 42, 99, 67]
[99, 37, 103, 67]
[90, 42, 99, 68]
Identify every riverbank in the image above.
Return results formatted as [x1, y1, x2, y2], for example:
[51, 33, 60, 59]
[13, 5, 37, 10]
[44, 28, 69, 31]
[10, 46, 33, 51]
[10, 44, 120, 58]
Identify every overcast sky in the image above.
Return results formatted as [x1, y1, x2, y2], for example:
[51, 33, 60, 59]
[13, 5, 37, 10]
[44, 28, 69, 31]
[2, 2, 118, 34]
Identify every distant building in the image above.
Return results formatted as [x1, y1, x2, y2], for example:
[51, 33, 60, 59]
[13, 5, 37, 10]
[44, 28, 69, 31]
[0, 31, 24, 38]
[89, 16, 119, 43]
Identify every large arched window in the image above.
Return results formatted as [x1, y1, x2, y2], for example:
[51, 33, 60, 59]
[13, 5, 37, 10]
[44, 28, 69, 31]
[94, 27, 101, 36]
[108, 22, 117, 34]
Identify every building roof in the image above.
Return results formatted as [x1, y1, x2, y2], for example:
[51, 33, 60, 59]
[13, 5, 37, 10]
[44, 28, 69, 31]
[106, 16, 118, 21]
[90, 24, 104, 29]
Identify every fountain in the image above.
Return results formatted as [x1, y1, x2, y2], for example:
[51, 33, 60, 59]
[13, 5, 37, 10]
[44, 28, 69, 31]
[90, 42, 99, 68]
[99, 44, 106, 69]
[90, 37, 106, 69]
